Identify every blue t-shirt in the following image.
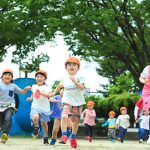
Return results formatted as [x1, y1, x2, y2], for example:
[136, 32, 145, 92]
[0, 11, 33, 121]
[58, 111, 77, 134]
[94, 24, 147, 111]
[50, 95, 62, 119]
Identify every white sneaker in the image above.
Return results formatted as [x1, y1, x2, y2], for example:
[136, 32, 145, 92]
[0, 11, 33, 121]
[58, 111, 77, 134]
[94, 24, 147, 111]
[147, 135, 150, 144]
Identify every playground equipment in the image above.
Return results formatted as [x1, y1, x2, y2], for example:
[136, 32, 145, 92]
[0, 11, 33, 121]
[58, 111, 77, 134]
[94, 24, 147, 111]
[9, 78, 36, 136]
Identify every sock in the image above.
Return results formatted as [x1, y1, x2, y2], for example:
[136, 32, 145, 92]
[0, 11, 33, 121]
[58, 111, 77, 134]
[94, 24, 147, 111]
[62, 131, 67, 136]
[70, 133, 76, 139]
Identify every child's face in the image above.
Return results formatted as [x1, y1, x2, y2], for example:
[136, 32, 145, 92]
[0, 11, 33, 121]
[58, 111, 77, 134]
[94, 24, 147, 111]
[36, 74, 45, 85]
[121, 109, 127, 115]
[109, 114, 114, 119]
[87, 105, 93, 109]
[66, 62, 79, 75]
[2, 73, 13, 84]
[143, 109, 149, 115]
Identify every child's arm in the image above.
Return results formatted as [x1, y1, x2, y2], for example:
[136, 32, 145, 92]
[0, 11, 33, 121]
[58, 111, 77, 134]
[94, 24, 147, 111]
[101, 120, 109, 127]
[18, 86, 32, 94]
[69, 76, 85, 90]
[26, 94, 33, 101]
[81, 109, 86, 119]
[52, 82, 63, 96]
[115, 116, 120, 128]
[36, 89, 51, 98]
[49, 98, 60, 103]
[134, 106, 139, 122]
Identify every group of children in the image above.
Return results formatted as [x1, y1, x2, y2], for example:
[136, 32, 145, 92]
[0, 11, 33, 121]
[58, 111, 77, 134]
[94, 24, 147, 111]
[0, 57, 85, 148]
[0, 56, 150, 148]
[101, 107, 130, 143]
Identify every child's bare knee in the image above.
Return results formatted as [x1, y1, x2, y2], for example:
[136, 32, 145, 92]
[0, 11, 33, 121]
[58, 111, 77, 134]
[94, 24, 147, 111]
[62, 114, 68, 120]
[33, 114, 39, 121]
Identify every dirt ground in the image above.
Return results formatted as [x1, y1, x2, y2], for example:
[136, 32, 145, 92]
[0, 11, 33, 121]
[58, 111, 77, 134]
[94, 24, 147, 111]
[0, 137, 150, 150]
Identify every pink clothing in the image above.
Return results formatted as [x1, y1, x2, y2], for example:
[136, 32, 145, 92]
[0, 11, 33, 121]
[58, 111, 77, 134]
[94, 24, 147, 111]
[142, 65, 150, 109]
[81, 108, 96, 126]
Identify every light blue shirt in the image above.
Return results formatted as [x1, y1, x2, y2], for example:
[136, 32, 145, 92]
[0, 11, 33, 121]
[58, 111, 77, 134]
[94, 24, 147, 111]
[0, 82, 21, 110]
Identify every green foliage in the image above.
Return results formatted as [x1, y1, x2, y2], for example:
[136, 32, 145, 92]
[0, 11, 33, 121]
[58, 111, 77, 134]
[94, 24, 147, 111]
[57, 0, 150, 84]
[1, 0, 150, 86]
[0, 0, 61, 61]
[12, 52, 49, 77]
[51, 80, 60, 91]
[108, 72, 138, 94]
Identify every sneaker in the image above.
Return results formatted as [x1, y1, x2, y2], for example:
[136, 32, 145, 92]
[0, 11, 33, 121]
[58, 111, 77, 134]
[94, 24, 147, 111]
[59, 135, 68, 144]
[43, 137, 49, 144]
[32, 127, 40, 138]
[117, 138, 121, 142]
[70, 138, 77, 148]
[50, 139, 56, 145]
[139, 139, 144, 143]
[88, 137, 92, 142]
[111, 139, 115, 143]
[1, 133, 8, 144]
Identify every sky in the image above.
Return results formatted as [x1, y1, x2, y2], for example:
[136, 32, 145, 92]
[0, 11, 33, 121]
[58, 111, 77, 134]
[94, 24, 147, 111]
[0, 35, 108, 92]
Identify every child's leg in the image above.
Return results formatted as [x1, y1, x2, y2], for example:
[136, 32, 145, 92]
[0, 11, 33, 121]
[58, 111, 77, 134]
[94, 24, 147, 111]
[50, 118, 61, 145]
[42, 122, 48, 137]
[41, 121, 49, 144]
[67, 117, 72, 130]
[1, 108, 14, 143]
[32, 113, 40, 138]
[52, 118, 61, 139]
[59, 104, 70, 144]
[112, 129, 116, 140]
[0, 112, 4, 131]
[70, 106, 83, 148]
[61, 114, 69, 133]
[118, 126, 124, 143]
[33, 114, 40, 127]
[2, 108, 14, 134]
[84, 124, 90, 137]
[89, 125, 93, 138]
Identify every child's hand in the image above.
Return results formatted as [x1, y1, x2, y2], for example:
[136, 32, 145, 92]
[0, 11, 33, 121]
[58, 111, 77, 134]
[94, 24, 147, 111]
[25, 86, 32, 91]
[101, 124, 105, 128]
[69, 75, 76, 82]
[26, 97, 32, 101]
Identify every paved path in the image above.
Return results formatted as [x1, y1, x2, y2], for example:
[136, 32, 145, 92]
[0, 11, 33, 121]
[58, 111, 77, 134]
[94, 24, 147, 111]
[0, 137, 149, 150]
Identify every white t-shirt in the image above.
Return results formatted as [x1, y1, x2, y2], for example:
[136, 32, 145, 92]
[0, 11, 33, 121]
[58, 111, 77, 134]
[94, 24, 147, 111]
[116, 114, 130, 129]
[61, 74, 85, 106]
[31, 84, 50, 114]
[140, 65, 149, 78]
[139, 115, 150, 130]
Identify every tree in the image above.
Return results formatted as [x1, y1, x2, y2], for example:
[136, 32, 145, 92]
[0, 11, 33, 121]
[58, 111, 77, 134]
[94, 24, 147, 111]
[56, 0, 150, 83]
[0, 0, 61, 61]
[12, 52, 49, 77]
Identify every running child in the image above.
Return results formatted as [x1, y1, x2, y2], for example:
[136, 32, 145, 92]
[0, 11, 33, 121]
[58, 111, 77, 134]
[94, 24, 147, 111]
[52, 57, 85, 148]
[49, 87, 72, 145]
[26, 70, 51, 144]
[136, 108, 150, 143]
[101, 111, 116, 142]
[81, 101, 96, 142]
[0, 69, 31, 143]
[116, 107, 130, 143]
